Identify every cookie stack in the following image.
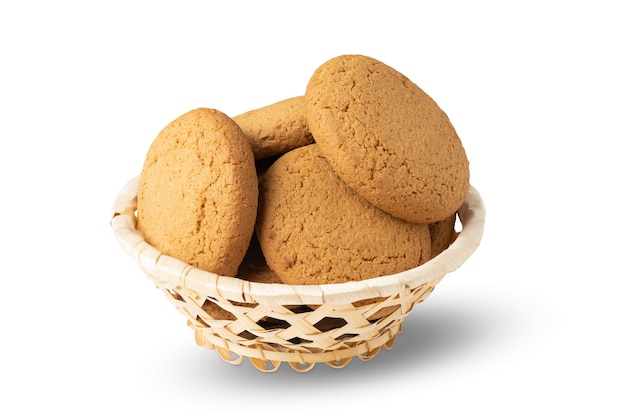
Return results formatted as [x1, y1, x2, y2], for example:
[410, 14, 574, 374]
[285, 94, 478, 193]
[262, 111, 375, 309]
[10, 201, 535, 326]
[136, 54, 469, 289]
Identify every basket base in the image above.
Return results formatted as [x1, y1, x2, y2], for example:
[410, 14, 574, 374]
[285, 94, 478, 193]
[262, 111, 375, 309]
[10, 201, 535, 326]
[172, 275, 444, 372]
[191, 321, 402, 372]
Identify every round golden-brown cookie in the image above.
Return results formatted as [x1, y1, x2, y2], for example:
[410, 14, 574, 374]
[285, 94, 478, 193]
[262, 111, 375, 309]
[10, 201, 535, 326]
[305, 54, 470, 224]
[428, 213, 458, 260]
[233, 96, 314, 160]
[137, 108, 258, 277]
[256, 144, 431, 285]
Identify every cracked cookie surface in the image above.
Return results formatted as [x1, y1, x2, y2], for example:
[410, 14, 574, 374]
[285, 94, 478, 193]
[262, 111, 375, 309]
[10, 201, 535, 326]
[305, 54, 469, 223]
[256, 144, 431, 285]
[137, 108, 258, 276]
[233, 96, 314, 160]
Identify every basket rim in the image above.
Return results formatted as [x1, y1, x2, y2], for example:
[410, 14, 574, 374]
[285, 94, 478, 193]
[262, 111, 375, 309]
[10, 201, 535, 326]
[110, 176, 485, 305]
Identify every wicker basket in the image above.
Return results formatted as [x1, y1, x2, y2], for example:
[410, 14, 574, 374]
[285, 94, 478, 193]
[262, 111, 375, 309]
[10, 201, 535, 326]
[110, 176, 485, 372]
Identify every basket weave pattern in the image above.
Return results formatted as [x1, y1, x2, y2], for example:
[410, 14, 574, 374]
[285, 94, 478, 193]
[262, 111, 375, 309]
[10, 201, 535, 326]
[111, 176, 485, 372]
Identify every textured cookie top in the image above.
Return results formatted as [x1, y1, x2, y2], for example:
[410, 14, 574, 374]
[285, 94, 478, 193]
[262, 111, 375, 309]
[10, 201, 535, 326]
[256, 144, 431, 285]
[233, 96, 314, 160]
[305, 54, 470, 223]
[137, 108, 258, 276]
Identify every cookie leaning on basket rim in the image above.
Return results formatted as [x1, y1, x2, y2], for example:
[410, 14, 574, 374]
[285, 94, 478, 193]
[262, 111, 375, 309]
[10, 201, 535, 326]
[305, 54, 470, 224]
[109, 54, 485, 372]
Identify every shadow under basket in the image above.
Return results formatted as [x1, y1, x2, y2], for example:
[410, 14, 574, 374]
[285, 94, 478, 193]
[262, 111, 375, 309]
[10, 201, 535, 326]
[110, 176, 485, 372]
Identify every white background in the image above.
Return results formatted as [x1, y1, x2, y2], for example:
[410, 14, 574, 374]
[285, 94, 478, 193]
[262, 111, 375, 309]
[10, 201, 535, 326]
[2, 1, 624, 415]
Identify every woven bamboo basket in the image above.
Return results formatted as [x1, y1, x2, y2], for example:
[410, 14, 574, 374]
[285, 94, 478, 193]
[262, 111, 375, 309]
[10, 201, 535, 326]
[110, 176, 485, 372]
